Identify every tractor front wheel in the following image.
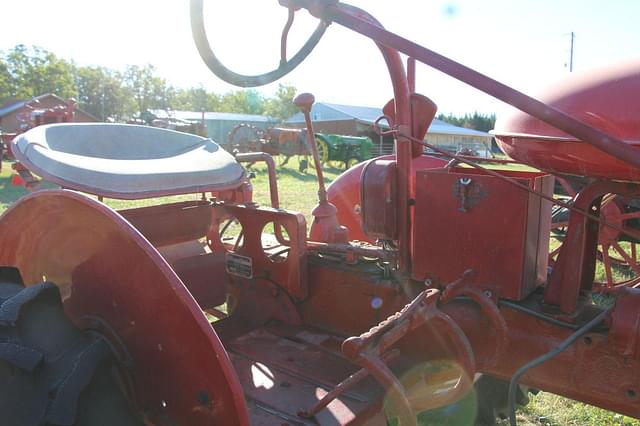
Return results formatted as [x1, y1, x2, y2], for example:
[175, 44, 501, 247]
[310, 136, 330, 168]
[0, 273, 141, 426]
[345, 156, 362, 170]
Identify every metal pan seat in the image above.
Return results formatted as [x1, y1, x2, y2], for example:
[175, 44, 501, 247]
[12, 123, 244, 199]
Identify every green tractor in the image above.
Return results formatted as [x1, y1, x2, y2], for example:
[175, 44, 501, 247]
[313, 133, 373, 170]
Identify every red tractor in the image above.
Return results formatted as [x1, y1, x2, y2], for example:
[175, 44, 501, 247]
[226, 124, 313, 170]
[1, 1, 640, 425]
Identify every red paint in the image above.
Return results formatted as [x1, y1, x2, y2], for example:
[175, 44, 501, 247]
[325, 154, 447, 243]
[213, 203, 308, 300]
[412, 167, 553, 300]
[3, 1, 640, 424]
[494, 61, 640, 180]
[360, 159, 398, 241]
[11, 174, 23, 186]
[545, 180, 640, 313]
[0, 190, 248, 426]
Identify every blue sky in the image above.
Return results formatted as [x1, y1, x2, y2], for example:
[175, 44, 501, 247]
[1, 0, 638, 116]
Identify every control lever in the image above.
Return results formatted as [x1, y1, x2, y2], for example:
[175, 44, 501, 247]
[294, 93, 348, 243]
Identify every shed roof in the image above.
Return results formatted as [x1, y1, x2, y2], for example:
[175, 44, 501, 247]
[0, 93, 70, 117]
[147, 109, 275, 123]
[0, 93, 97, 121]
[285, 102, 490, 137]
[0, 99, 25, 117]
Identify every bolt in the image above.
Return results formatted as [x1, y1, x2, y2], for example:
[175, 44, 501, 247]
[483, 290, 493, 298]
[371, 297, 383, 310]
[424, 279, 433, 286]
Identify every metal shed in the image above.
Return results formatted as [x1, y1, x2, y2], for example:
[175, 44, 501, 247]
[146, 110, 277, 146]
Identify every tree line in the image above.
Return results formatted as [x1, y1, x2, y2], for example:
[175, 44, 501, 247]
[0, 45, 299, 122]
[1, 45, 495, 132]
[437, 112, 496, 133]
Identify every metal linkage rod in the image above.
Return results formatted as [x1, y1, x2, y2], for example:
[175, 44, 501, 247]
[507, 308, 611, 426]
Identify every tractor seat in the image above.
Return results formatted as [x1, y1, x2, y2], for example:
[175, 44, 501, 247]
[13, 123, 245, 199]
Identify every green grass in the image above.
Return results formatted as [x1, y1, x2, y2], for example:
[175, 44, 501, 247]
[1, 157, 639, 425]
[237, 157, 344, 226]
[511, 393, 639, 426]
[0, 161, 28, 212]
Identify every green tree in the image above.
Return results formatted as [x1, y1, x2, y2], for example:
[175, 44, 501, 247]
[123, 64, 172, 115]
[75, 66, 134, 121]
[172, 86, 220, 111]
[263, 83, 297, 121]
[4, 45, 77, 99]
[437, 112, 496, 132]
[219, 89, 265, 115]
[0, 59, 12, 102]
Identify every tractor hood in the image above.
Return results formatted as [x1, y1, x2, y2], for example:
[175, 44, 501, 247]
[493, 60, 640, 180]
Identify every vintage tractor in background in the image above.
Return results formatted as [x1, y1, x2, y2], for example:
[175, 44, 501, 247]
[315, 132, 374, 170]
[227, 122, 373, 170]
[0, 98, 76, 174]
[226, 123, 308, 160]
[2, 1, 640, 426]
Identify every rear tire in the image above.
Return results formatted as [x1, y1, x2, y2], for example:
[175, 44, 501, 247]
[0, 270, 140, 426]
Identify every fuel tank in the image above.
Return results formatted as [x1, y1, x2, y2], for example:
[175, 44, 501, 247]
[494, 60, 640, 181]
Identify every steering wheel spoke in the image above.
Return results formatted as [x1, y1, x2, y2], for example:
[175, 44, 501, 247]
[191, 0, 329, 87]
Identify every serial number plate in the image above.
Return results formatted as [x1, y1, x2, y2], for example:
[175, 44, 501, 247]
[225, 253, 253, 279]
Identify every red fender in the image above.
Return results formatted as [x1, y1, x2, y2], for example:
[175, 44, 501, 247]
[0, 190, 248, 426]
[324, 155, 448, 242]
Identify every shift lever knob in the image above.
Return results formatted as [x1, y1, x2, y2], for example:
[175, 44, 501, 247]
[294, 93, 315, 113]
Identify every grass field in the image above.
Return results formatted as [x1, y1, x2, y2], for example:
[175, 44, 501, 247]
[1, 157, 639, 425]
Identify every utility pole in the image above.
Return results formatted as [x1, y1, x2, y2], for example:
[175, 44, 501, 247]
[569, 31, 575, 72]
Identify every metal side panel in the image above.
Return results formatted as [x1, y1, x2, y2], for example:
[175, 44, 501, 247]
[0, 189, 249, 426]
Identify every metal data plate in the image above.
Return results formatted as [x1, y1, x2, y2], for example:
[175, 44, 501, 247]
[226, 252, 253, 279]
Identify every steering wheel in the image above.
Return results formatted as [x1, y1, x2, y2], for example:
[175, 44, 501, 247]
[190, 0, 329, 87]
